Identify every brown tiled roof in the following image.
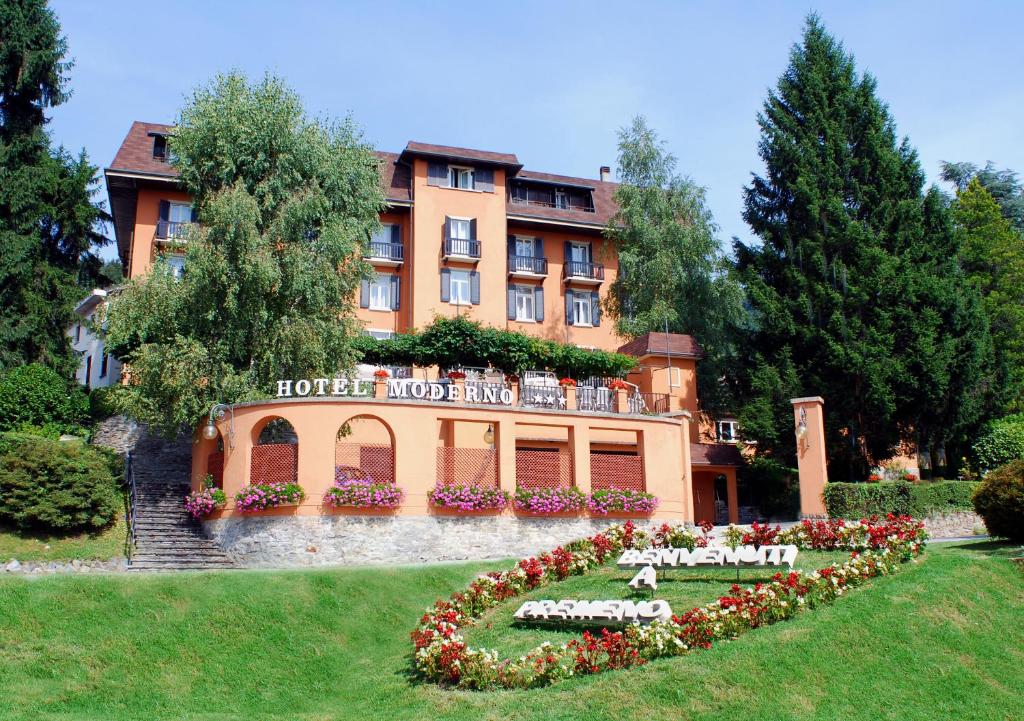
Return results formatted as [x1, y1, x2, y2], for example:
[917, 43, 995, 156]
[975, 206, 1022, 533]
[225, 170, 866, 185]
[374, 151, 412, 202]
[617, 332, 704, 359]
[690, 442, 743, 467]
[108, 121, 176, 177]
[106, 122, 412, 202]
[508, 169, 619, 226]
[401, 141, 521, 168]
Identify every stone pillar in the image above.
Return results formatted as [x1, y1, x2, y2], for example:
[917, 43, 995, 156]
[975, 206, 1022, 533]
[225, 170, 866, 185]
[792, 396, 828, 518]
[509, 380, 520, 406]
[374, 379, 387, 399]
[678, 412, 695, 523]
[725, 468, 739, 524]
[570, 423, 591, 493]
[614, 388, 629, 414]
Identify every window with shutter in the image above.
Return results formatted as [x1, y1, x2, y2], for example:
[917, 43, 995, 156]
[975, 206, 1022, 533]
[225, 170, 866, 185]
[447, 165, 475, 190]
[513, 285, 535, 322]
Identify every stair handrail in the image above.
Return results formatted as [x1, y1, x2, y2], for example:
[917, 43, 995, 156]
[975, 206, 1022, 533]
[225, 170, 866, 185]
[126, 451, 137, 563]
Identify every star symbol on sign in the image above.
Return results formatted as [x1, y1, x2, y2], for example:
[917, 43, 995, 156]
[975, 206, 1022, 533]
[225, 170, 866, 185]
[558, 396, 567, 407]
[545, 394, 556, 405]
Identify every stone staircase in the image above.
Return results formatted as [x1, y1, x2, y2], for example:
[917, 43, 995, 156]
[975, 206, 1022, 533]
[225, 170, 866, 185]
[127, 431, 236, 572]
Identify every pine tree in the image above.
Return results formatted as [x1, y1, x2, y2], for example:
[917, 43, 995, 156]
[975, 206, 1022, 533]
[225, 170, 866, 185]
[0, 0, 109, 375]
[952, 179, 1024, 410]
[605, 117, 747, 410]
[735, 15, 994, 479]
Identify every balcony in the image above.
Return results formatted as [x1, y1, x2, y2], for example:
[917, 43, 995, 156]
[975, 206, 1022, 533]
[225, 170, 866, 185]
[154, 220, 195, 243]
[508, 254, 548, 278]
[563, 260, 604, 284]
[443, 237, 481, 262]
[366, 241, 404, 267]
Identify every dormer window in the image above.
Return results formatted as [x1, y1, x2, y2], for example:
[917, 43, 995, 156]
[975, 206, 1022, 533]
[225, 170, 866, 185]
[152, 134, 167, 161]
[555, 190, 568, 209]
[448, 165, 474, 190]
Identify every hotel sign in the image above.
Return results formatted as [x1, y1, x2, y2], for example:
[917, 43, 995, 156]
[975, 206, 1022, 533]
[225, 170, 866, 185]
[275, 377, 515, 405]
[617, 545, 799, 570]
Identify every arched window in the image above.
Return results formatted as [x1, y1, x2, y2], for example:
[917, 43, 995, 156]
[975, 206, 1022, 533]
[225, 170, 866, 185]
[250, 417, 298, 485]
[335, 415, 395, 484]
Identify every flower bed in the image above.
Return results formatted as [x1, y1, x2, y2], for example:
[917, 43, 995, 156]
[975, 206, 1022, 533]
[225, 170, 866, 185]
[324, 476, 403, 509]
[514, 486, 586, 514]
[410, 515, 927, 690]
[233, 482, 305, 512]
[587, 488, 658, 515]
[428, 484, 509, 512]
[184, 486, 226, 519]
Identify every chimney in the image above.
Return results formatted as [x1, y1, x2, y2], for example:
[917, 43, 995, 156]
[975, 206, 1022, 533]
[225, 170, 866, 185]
[599, 166, 611, 182]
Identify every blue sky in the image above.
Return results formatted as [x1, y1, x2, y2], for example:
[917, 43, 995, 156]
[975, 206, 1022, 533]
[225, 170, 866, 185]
[48, 1, 1024, 261]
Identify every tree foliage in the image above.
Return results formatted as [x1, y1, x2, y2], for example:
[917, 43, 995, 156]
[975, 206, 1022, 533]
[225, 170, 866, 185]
[604, 117, 747, 410]
[941, 161, 1024, 233]
[105, 72, 386, 434]
[352, 316, 637, 379]
[733, 15, 994, 479]
[0, 0, 109, 376]
[950, 179, 1024, 411]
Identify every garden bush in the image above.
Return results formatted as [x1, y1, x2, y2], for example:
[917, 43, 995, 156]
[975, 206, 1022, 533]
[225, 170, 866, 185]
[910, 481, 979, 516]
[824, 481, 913, 519]
[972, 459, 1024, 542]
[0, 364, 90, 436]
[738, 457, 799, 519]
[971, 413, 1024, 473]
[0, 434, 123, 532]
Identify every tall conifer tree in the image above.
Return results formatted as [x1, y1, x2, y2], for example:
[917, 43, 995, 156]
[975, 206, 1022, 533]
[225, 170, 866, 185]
[735, 15, 993, 478]
[0, 0, 109, 375]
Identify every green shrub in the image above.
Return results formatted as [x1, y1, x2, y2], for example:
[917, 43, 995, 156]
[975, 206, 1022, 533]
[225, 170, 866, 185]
[824, 482, 913, 519]
[971, 413, 1024, 473]
[910, 481, 979, 516]
[972, 459, 1024, 542]
[0, 434, 123, 532]
[0, 364, 90, 436]
[89, 385, 122, 421]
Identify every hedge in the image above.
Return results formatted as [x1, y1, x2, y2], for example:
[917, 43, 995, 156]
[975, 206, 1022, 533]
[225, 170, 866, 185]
[0, 364, 90, 436]
[972, 460, 1024, 543]
[824, 480, 979, 519]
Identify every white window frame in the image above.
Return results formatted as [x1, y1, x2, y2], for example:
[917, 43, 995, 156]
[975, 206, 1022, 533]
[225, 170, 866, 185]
[572, 291, 592, 327]
[447, 165, 475, 190]
[165, 254, 185, 280]
[515, 236, 535, 257]
[168, 202, 192, 239]
[717, 420, 739, 443]
[449, 269, 471, 306]
[450, 217, 471, 240]
[368, 273, 392, 311]
[371, 224, 395, 246]
[514, 285, 535, 322]
[367, 329, 395, 340]
[569, 242, 590, 264]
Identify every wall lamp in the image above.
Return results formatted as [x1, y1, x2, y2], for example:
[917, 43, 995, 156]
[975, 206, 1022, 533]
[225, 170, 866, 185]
[202, 403, 236, 449]
[795, 407, 808, 446]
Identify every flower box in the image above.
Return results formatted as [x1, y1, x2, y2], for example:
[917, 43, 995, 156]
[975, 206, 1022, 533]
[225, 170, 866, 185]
[428, 484, 509, 512]
[513, 486, 586, 515]
[587, 488, 658, 515]
[234, 481, 305, 512]
[184, 486, 226, 519]
[558, 377, 577, 387]
[324, 476, 403, 509]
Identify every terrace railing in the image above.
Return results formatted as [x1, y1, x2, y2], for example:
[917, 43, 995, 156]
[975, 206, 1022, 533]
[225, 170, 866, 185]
[629, 392, 671, 415]
[444, 237, 481, 258]
[520, 384, 566, 409]
[563, 260, 605, 281]
[508, 254, 548, 275]
[125, 452, 137, 563]
[155, 220, 195, 240]
[366, 241, 404, 262]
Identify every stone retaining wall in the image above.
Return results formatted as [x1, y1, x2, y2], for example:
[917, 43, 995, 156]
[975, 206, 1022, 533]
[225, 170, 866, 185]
[90, 415, 142, 456]
[203, 515, 628, 567]
[923, 511, 986, 538]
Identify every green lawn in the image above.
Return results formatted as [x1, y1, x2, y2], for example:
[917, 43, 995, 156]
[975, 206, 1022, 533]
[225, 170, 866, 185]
[0, 512, 127, 562]
[0, 541, 1021, 721]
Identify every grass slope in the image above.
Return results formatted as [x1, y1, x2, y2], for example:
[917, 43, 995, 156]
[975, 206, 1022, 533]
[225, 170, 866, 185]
[0, 512, 127, 562]
[0, 542, 1021, 721]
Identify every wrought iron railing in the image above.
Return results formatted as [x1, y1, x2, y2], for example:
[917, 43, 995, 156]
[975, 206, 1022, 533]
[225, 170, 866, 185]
[508, 254, 548, 274]
[510, 196, 595, 213]
[577, 386, 614, 413]
[628, 392, 671, 415]
[366, 241, 404, 261]
[444, 237, 481, 258]
[520, 384, 566, 409]
[563, 260, 605, 281]
[125, 452, 137, 563]
[465, 381, 508, 404]
[155, 220, 194, 240]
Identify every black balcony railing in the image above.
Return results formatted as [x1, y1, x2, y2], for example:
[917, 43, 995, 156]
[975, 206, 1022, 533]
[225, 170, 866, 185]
[366, 241, 404, 261]
[444, 237, 481, 258]
[508, 254, 548, 275]
[155, 220, 195, 240]
[563, 260, 605, 281]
